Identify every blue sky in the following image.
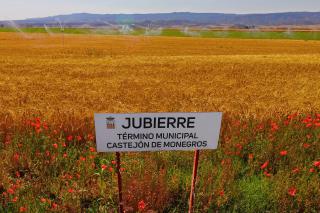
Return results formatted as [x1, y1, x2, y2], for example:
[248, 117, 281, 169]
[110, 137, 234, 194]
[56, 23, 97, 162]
[0, 0, 319, 20]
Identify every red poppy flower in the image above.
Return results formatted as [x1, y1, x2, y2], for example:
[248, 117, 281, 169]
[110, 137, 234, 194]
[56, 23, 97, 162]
[313, 161, 320, 167]
[87, 134, 94, 141]
[138, 200, 146, 211]
[260, 160, 269, 169]
[280, 150, 287, 156]
[263, 171, 271, 177]
[52, 203, 58, 209]
[7, 188, 14, 194]
[303, 143, 311, 148]
[271, 122, 279, 132]
[53, 143, 58, 149]
[292, 168, 299, 173]
[219, 190, 225, 196]
[248, 154, 254, 160]
[288, 187, 297, 197]
[101, 164, 107, 170]
[12, 196, 18, 202]
[306, 123, 312, 128]
[15, 171, 21, 178]
[13, 153, 20, 162]
[67, 135, 73, 141]
[19, 207, 27, 212]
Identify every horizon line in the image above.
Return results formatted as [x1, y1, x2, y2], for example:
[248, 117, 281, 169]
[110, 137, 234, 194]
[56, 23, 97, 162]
[2, 10, 320, 22]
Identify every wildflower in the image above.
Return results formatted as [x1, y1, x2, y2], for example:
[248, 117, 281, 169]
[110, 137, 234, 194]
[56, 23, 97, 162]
[303, 116, 312, 124]
[219, 190, 224, 196]
[263, 171, 271, 177]
[138, 200, 146, 211]
[292, 168, 299, 173]
[111, 160, 116, 165]
[101, 164, 107, 170]
[53, 143, 58, 149]
[248, 154, 254, 160]
[76, 135, 82, 141]
[120, 168, 125, 172]
[7, 188, 14, 194]
[40, 197, 46, 203]
[287, 113, 297, 120]
[303, 143, 311, 148]
[67, 135, 73, 141]
[306, 134, 312, 139]
[260, 160, 269, 169]
[313, 161, 320, 168]
[309, 168, 315, 173]
[89, 147, 95, 152]
[63, 153, 67, 158]
[235, 143, 243, 150]
[288, 187, 297, 197]
[12, 196, 18, 202]
[271, 122, 279, 132]
[16, 171, 21, 178]
[257, 123, 264, 130]
[87, 134, 94, 141]
[306, 123, 312, 128]
[13, 153, 20, 162]
[280, 150, 287, 156]
[109, 167, 113, 172]
[52, 203, 58, 209]
[68, 188, 74, 193]
[43, 122, 48, 130]
[19, 206, 27, 212]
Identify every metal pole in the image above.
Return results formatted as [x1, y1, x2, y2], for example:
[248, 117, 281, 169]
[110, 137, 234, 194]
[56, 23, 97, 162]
[188, 150, 200, 213]
[116, 152, 124, 213]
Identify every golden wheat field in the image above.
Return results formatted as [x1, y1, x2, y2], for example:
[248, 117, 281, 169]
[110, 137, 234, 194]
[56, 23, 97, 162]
[0, 32, 320, 119]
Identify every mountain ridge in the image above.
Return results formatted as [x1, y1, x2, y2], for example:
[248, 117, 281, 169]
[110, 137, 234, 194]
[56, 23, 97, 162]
[1, 12, 320, 27]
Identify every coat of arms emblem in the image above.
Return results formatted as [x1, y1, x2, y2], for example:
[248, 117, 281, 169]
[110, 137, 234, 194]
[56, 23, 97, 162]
[106, 117, 115, 129]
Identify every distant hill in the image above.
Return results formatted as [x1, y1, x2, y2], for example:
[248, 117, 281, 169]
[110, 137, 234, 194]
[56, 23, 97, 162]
[1, 12, 320, 27]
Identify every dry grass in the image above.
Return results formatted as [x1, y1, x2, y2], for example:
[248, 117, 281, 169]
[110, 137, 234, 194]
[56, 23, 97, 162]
[0, 32, 320, 119]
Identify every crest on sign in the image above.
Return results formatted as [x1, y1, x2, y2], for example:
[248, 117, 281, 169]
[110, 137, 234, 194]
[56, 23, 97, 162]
[106, 117, 115, 129]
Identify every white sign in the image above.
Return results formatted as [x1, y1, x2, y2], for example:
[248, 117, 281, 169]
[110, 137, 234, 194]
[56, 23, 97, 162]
[94, 112, 222, 152]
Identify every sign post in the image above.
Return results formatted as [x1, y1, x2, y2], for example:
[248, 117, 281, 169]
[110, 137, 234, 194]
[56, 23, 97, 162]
[94, 112, 222, 212]
[188, 150, 200, 213]
[115, 152, 124, 213]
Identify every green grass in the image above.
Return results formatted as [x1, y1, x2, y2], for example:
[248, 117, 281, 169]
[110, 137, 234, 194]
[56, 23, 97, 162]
[1, 26, 320, 40]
